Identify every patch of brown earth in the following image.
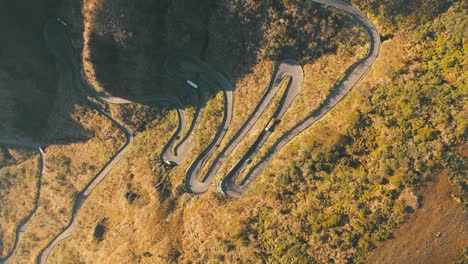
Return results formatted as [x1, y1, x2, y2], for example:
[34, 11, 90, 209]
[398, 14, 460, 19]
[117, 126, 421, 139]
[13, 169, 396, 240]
[367, 173, 467, 263]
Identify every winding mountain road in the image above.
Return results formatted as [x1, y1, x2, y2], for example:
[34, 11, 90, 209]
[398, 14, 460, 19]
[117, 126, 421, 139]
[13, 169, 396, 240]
[2, 0, 380, 262]
[221, 0, 381, 197]
[36, 20, 135, 264]
[0, 140, 44, 264]
[186, 59, 303, 193]
[184, 0, 381, 197]
[162, 55, 233, 166]
[35, 19, 232, 264]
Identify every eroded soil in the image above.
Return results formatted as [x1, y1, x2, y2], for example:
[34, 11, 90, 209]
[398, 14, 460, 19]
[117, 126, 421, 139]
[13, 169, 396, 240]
[368, 173, 467, 263]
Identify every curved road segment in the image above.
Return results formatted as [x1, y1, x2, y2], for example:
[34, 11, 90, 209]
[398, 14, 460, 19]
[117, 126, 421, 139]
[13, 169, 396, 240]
[37, 20, 134, 263]
[44, 18, 212, 166]
[221, 0, 381, 197]
[163, 55, 234, 167]
[2, 0, 380, 262]
[0, 141, 43, 264]
[34, 19, 232, 264]
[186, 59, 303, 193]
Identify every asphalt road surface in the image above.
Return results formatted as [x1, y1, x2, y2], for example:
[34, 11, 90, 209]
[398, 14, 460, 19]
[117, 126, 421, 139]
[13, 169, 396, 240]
[0, 140, 43, 264]
[35, 19, 232, 264]
[2, 0, 380, 262]
[161, 55, 233, 166]
[221, 0, 381, 197]
[186, 59, 303, 193]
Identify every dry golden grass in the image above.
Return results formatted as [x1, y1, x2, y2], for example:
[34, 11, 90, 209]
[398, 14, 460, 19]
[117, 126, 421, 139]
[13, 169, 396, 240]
[208, 75, 290, 185]
[253, 37, 390, 194]
[42, 35, 369, 264]
[189, 89, 224, 159]
[39, 2, 468, 263]
[0, 150, 39, 258]
[46, 113, 179, 263]
[81, 0, 107, 94]
[177, 193, 272, 263]
[5, 84, 125, 263]
[192, 61, 276, 184]
[8, 132, 124, 263]
[206, 43, 367, 188]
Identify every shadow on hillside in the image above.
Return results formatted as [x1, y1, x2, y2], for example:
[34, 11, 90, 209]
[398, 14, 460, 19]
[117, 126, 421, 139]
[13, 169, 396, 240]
[74, 0, 373, 108]
[75, 0, 266, 106]
[0, 0, 60, 140]
[0, 0, 95, 145]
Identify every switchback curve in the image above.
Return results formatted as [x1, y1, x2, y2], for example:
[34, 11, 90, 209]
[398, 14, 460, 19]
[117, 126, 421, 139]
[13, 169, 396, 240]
[221, 0, 381, 197]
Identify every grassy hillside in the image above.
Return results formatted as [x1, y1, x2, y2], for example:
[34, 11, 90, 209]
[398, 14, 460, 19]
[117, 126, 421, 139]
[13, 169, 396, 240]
[42, 1, 369, 262]
[1, 45, 127, 262]
[350, 0, 454, 36]
[77, 0, 365, 101]
[46, 2, 466, 264]
[249, 4, 466, 262]
[0, 148, 39, 258]
[0, 0, 465, 263]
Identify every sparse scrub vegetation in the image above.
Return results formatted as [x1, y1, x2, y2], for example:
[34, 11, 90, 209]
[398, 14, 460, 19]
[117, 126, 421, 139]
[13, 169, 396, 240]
[245, 4, 466, 262]
[46, 2, 466, 263]
[3, 89, 125, 263]
[0, 0, 464, 263]
[0, 149, 40, 258]
[110, 103, 172, 134]
[79, 0, 368, 102]
[190, 88, 224, 157]
[350, 0, 453, 36]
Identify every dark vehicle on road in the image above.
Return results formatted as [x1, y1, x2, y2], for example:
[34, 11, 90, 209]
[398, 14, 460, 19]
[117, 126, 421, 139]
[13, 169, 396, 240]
[265, 119, 280, 132]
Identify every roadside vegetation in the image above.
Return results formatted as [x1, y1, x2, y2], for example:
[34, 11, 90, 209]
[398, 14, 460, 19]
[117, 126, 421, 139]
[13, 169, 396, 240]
[350, 0, 454, 36]
[44, 1, 372, 262]
[1, 0, 464, 263]
[77, 0, 366, 103]
[109, 103, 173, 135]
[239, 4, 466, 262]
[3, 75, 125, 263]
[0, 148, 39, 258]
[47, 109, 182, 263]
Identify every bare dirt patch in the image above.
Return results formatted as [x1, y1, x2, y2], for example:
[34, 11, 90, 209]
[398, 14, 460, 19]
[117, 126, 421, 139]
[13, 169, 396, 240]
[367, 173, 467, 263]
